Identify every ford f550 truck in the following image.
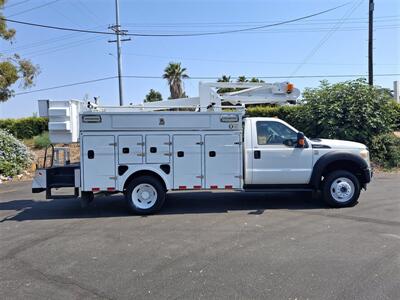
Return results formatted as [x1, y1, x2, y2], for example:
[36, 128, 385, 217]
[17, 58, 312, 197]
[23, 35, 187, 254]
[32, 82, 372, 214]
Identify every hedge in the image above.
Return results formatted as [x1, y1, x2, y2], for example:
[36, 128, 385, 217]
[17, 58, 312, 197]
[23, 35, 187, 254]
[0, 117, 48, 139]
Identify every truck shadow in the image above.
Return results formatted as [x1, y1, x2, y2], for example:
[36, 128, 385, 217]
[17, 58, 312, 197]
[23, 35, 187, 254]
[0, 191, 328, 222]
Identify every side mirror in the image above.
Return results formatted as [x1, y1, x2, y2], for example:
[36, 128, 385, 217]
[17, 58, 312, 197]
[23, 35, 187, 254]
[296, 132, 306, 148]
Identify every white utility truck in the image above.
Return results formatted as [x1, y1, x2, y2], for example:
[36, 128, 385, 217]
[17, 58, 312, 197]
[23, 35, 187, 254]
[32, 82, 372, 214]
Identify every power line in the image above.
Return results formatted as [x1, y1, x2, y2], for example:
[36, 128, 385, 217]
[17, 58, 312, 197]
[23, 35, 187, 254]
[75, 0, 104, 26]
[290, 0, 365, 77]
[1, 3, 351, 37]
[13, 73, 400, 96]
[8, 0, 61, 17]
[1, 24, 108, 55]
[14, 76, 117, 95]
[23, 36, 104, 58]
[121, 15, 400, 27]
[116, 24, 399, 35]
[124, 52, 398, 66]
[122, 18, 400, 29]
[2, 0, 31, 9]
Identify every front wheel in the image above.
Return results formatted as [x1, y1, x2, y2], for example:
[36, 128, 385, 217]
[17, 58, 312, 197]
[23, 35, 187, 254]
[125, 176, 166, 215]
[322, 170, 361, 208]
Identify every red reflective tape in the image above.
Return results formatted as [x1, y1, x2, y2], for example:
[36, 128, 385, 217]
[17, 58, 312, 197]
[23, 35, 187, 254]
[92, 187, 100, 192]
[107, 187, 115, 191]
[210, 185, 218, 189]
[225, 185, 233, 189]
[179, 186, 187, 190]
[193, 185, 201, 189]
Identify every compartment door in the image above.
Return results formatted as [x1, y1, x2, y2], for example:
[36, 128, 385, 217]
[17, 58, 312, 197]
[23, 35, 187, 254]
[146, 135, 171, 163]
[173, 135, 202, 189]
[82, 135, 116, 191]
[118, 135, 143, 164]
[205, 134, 241, 189]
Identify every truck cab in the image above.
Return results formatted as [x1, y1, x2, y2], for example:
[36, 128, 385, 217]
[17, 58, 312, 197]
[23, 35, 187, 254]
[243, 117, 372, 207]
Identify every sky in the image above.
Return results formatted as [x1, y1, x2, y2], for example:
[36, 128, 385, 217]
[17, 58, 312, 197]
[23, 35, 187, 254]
[0, 0, 399, 118]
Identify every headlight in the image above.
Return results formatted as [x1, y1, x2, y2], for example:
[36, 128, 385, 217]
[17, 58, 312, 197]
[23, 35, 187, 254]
[360, 149, 370, 162]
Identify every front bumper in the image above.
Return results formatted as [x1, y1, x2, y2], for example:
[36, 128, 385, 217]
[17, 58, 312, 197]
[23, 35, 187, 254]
[363, 167, 373, 187]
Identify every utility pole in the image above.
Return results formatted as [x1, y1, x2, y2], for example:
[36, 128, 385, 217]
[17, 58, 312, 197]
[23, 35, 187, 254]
[368, 0, 374, 86]
[108, 0, 131, 106]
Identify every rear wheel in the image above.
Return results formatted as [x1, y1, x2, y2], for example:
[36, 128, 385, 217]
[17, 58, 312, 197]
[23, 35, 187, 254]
[322, 170, 360, 207]
[125, 176, 166, 214]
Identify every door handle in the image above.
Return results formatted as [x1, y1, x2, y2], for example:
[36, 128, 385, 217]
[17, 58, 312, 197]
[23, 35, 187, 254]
[254, 150, 261, 159]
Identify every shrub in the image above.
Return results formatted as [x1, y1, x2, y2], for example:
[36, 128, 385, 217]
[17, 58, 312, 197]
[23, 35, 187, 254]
[0, 130, 33, 176]
[246, 79, 399, 167]
[0, 117, 48, 139]
[369, 133, 400, 169]
[301, 79, 395, 142]
[33, 132, 51, 149]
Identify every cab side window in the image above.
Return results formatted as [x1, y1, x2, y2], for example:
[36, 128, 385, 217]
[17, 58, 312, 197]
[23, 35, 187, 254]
[256, 121, 298, 146]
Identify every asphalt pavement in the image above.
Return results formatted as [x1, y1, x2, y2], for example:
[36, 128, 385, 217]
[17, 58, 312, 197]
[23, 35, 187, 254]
[0, 173, 399, 299]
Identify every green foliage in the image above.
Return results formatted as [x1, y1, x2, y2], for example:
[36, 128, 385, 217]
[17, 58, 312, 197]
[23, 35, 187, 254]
[0, 129, 33, 176]
[369, 133, 400, 169]
[301, 79, 396, 142]
[33, 132, 51, 149]
[217, 75, 265, 93]
[144, 89, 163, 103]
[1, 1, 39, 102]
[0, 117, 48, 139]
[163, 62, 188, 99]
[388, 100, 400, 130]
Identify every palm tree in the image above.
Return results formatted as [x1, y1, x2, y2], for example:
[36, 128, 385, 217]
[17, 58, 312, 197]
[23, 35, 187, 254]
[217, 75, 234, 93]
[237, 76, 247, 83]
[163, 62, 189, 99]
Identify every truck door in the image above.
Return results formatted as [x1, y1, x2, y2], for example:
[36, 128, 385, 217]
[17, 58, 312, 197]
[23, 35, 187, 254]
[251, 120, 313, 184]
[118, 135, 143, 164]
[173, 135, 202, 189]
[205, 134, 241, 189]
[82, 135, 116, 191]
[146, 135, 171, 164]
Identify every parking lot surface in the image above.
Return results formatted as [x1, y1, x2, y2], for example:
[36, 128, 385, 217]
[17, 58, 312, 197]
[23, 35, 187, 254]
[0, 173, 399, 299]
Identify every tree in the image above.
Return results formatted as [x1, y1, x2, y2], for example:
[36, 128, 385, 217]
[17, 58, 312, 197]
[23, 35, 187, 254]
[163, 62, 188, 99]
[217, 75, 265, 93]
[144, 89, 162, 103]
[0, 0, 39, 102]
[237, 75, 247, 82]
[217, 75, 234, 93]
[249, 77, 265, 83]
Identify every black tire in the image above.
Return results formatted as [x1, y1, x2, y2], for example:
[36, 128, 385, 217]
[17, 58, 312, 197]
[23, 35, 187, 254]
[125, 176, 166, 215]
[322, 170, 361, 208]
[80, 191, 94, 208]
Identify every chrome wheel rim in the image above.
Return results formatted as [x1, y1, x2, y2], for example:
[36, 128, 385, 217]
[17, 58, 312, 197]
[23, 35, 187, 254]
[330, 177, 355, 202]
[132, 183, 157, 209]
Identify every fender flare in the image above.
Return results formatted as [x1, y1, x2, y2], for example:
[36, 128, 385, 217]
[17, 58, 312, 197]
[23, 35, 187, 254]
[121, 166, 171, 191]
[310, 151, 368, 189]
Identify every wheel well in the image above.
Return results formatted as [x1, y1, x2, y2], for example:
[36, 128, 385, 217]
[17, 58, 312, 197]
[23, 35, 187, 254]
[321, 160, 365, 185]
[123, 170, 167, 191]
